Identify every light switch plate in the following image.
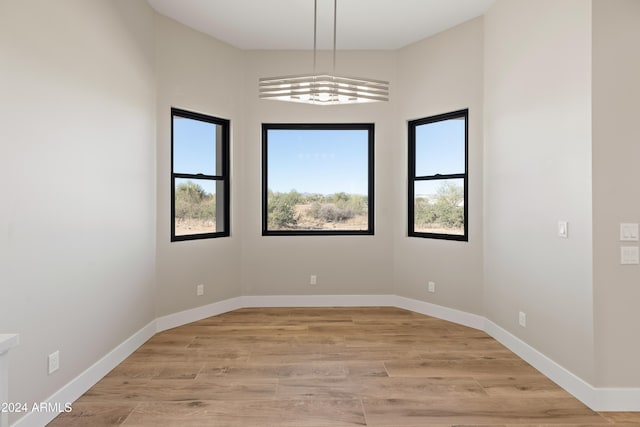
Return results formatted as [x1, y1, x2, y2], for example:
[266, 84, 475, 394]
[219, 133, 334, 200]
[558, 221, 568, 238]
[621, 246, 640, 265]
[620, 223, 639, 241]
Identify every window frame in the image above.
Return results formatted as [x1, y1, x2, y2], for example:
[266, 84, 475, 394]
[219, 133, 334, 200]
[408, 109, 469, 241]
[171, 107, 230, 241]
[262, 123, 375, 236]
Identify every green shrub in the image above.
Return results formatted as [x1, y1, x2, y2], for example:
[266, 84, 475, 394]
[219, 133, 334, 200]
[414, 182, 463, 229]
[268, 191, 297, 229]
[175, 181, 215, 221]
[309, 202, 355, 223]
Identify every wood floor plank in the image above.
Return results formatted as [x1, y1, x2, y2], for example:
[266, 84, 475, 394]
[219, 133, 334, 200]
[476, 375, 574, 398]
[141, 332, 195, 348]
[277, 399, 366, 426]
[248, 346, 403, 364]
[82, 377, 278, 402]
[198, 360, 348, 379]
[598, 411, 640, 423]
[384, 358, 540, 378]
[153, 361, 205, 380]
[124, 347, 218, 363]
[103, 362, 163, 380]
[47, 402, 138, 426]
[120, 399, 367, 427]
[354, 376, 488, 399]
[345, 361, 389, 378]
[104, 361, 206, 381]
[80, 378, 151, 401]
[277, 377, 358, 399]
[503, 425, 626, 427]
[361, 397, 608, 426]
[48, 307, 636, 427]
[120, 400, 282, 427]
[187, 323, 310, 335]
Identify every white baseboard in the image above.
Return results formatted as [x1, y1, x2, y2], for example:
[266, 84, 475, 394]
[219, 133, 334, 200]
[11, 295, 640, 426]
[12, 320, 156, 427]
[484, 320, 598, 407]
[1, 335, 20, 427]
[156, 296, 244, 333]
[594, 387, 640, 412]
[394, 296, 486, 330]
[484, 320, 640, 412]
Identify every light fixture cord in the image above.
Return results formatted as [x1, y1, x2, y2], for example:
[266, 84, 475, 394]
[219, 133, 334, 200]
[332, 0, 337, 75]
[313, 0, 337, 75]
[313, 0, 317, 74]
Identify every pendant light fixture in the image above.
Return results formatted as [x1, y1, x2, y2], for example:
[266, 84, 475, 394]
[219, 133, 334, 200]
[258, 0, 389, 105]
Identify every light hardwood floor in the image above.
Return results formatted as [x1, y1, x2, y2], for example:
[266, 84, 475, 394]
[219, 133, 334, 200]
[49, 307, 640, 426]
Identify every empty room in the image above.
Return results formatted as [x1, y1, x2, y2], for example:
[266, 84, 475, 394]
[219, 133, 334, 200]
[1, 0, 639, 426]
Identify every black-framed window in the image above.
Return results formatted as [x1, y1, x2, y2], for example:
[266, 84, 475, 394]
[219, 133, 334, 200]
[262, 123, 374, 236]
[171, 108, 230, 241]
[408, 109, 468, 241]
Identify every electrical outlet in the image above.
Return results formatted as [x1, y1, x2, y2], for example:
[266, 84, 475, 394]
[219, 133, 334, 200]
[310, 275, 317, 285]
[428, 281, 436, 293]
[196, 284, 204, 296]
[48, 351, 60, 375]
[518, 311, 527, 328]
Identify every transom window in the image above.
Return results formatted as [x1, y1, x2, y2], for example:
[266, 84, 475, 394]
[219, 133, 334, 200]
[262, 123, 374, 236]
[171, 108, 230, 241]
[408, 109, 468, 241]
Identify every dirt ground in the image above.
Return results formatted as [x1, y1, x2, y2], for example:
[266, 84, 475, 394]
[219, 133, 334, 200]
[414, 225, 464, 235]
[290, 203, 368, 231]
[175, 212, 461, 235]
[175, 219, 216, 235]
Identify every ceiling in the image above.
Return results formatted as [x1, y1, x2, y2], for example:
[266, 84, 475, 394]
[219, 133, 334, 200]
[146, 0, 495, 50]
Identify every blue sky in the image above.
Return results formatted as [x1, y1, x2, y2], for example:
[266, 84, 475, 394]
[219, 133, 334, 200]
[173, 116, 464, 197]
[415, 117, 465, 177]
[173, 117, 218, 175]
[414, 117, 465, 196]
[267, 129, 369, 195]
[173, 116, 218, 194]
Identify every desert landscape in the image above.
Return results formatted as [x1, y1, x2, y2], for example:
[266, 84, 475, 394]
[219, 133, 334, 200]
[174, 181, 464, 235]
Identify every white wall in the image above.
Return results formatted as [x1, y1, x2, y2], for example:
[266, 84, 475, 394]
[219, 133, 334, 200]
[394, 17, 484, 315]
[0, 0, 157, 423]
[154, 15, 244, 316]
[483, 0, 595, 382]
[592, 0, 640, 387]
[239, 50, 397, 297]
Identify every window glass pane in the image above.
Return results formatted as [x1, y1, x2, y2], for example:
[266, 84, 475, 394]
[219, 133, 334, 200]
[174, 178, 224, 236]
[267, 129, 368, 195]
[173, 116, 220, 175]
[415, 117, 465, 176]
[265, 127, 371, 233]
[414, 179, 465, 235]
